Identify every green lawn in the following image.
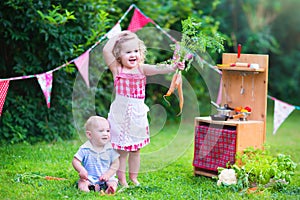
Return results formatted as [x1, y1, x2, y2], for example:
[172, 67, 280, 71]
[0, 112, 299, 199]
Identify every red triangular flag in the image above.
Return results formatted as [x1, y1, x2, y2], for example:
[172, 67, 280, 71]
[74, 51, 90, 88]
[0, 80, 10, 116]
[127, 9, 154, 32]
[216, 78, 222, 105]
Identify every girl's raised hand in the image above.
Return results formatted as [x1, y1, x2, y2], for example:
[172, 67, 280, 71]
[175, 61, 185, 71]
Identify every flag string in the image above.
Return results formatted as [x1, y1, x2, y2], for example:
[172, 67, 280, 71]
[89, 4, 135, 52]
[0, 3, 299, 111]
[268, 95, 300, 110]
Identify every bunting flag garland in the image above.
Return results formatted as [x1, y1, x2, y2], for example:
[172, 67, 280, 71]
[0, 80, 10, 116]
[216, 78, 223, 105]
[0, 3, 299, 135]
[74, 50, 90, 88]
[36, 72, 53, 108]
[273, 98, 295, 134]
[127, 8, 154, 32]
[107, 23, 122, 39]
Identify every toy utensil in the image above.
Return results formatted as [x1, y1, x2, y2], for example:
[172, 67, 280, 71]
[251, 74, 255, 101]
[240, 73, 245, 95]
[237, 44, 242, 62]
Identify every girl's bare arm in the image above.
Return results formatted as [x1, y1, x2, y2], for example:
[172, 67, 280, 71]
[103, 31, 131, 77]
[142, 61, 185, 76]
[103, 36, 119, 77]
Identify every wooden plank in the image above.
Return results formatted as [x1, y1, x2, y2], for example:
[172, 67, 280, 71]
[217, 66, 265, 72]
[195, 117, 263, 126]
[194, 168, 218, 178]
[222, 53, 269, 70]
[235, 123, 264, 152]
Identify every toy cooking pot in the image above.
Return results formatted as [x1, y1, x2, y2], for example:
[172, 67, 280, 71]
[211, 113, 245, 121]
[210, 101, 234, 116]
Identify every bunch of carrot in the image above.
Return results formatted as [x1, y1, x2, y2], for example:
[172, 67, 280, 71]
[163, 43, 188, 116]
[163, 69, 183, 116]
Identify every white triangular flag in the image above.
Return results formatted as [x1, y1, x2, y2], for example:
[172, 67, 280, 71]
[107, 23, 122, 39]
[273, 99, 295, 134]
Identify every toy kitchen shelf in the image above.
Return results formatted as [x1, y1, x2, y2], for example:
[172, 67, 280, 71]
[193, 53, 269, 177]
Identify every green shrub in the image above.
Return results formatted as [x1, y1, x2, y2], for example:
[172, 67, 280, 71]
[0, 0, 116, 143]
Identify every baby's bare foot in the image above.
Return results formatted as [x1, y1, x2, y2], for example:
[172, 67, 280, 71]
[106, 185, 115, 194]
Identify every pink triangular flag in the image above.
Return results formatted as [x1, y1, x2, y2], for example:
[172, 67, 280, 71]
[74, 51, 90, 88]
[273, 99, 295, 134]
[36, 72, 53, 108]
[216, 78, 222, 105]
[127, 9, 154, 32]
[0, 80, 10, 116]
[107, 23, 122, 39]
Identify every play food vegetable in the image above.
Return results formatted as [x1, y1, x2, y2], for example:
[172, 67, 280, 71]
[217, 169, 237, 186]
[234, 106, 242, 112]
[163, 70, 183, 116]
[244, 106, 252, 112]
[235, 106, 251, 113]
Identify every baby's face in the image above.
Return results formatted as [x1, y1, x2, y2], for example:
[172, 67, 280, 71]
[119, 39, 141, 69]
[90, 120, 110, 147]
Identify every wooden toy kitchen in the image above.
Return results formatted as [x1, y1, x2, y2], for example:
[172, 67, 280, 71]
[193, 51, 269, 177]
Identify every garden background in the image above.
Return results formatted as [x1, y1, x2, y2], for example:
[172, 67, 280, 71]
[0, 0, 299, 199]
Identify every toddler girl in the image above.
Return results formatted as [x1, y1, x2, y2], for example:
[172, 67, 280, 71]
[103, 31, 184, 187]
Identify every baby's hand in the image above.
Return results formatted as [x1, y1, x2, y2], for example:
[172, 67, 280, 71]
[79, 169, 88, 180]
[100, 174, 109, 182]
[175, 61, 185, 71]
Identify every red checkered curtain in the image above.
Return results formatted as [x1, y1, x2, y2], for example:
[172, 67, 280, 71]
[193, 125, 237, 171]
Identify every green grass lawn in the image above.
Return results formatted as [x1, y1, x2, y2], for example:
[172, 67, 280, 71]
[0, 112, 299, 200]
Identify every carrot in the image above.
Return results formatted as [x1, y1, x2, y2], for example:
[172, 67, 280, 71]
[176, 71, 184, 116]
[163, 70, 184, 116]
[164, 71, 178, 96]
[175, 70, 182, 88]
[45, 176, 66, 181]
[163, 72, 179, 106]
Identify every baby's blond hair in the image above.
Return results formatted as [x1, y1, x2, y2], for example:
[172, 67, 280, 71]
[84, 116, 107, 132]
[112, 32, 147, 64]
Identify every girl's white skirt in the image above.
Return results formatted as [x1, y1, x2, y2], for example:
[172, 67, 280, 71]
[108, 94, 150, 151]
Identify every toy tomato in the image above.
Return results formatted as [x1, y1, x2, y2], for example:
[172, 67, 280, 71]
[244, 106, 252, 112]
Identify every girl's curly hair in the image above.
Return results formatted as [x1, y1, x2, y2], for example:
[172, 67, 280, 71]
[112, 32, 147, 64]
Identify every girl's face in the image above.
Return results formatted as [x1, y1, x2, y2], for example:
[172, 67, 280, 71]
[119, 39, 141, 69]
[88, 120, 110, 147]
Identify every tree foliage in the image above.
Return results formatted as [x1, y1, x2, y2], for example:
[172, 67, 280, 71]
[1, 0, 299, 143]
[215, 0, 300, 105]
[0, 0, 119, 143]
